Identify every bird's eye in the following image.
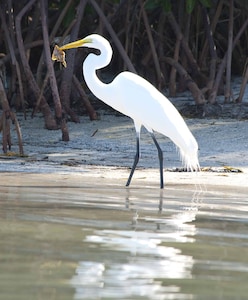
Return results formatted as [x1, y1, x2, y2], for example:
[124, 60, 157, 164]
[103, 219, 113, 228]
[83, 48, 100, 55]
[92, 49, 101, 55]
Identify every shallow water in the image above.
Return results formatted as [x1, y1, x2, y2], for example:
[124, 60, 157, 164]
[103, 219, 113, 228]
[0, 173, 248, 300]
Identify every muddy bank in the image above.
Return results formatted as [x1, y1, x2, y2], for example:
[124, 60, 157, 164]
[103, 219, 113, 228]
[0, 110, 247, 189]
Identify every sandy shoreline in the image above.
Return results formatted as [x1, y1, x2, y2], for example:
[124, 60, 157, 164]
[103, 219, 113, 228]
[1, 110, 248, 190]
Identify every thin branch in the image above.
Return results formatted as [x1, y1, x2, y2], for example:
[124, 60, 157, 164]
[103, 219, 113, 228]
[59, 0, 87, 122]
[224, 0, 234, 103]
[72, 75, 98, 120]
[15, 0, 57, 129]
[166, 11, 206, 82]
[40, 0, 69, 141]
[0, 6, 25, 117]
[201, 5, 217, 91]
[163, 57, 205, 105]
[236, 61, 248, 103]
[140, 0, 162, 88]
[89, 0, 136, 73]
[209, 17, 248, 103]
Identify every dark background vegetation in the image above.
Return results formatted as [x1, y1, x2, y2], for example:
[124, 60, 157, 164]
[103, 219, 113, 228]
[1, 0, 248, 146]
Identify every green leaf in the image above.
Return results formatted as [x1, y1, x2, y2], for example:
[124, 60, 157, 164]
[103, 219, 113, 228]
[186, 0, 196, 14]
[145, 0, 171, 12]
[199, 0, 212, 8]
[162, 0, 172, 12]
[145, 0, 160, 10]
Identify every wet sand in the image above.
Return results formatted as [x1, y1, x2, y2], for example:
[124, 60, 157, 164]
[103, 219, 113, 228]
[1, 111, 248, 190]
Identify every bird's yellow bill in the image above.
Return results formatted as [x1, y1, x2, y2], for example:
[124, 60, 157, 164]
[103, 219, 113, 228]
[51, 38, 92, 68]
[59, 38, 92, 50]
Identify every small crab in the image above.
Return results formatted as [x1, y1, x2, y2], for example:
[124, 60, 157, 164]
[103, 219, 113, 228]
[51, 45, 67, 67]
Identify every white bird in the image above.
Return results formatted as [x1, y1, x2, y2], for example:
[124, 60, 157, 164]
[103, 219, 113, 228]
[59, 34, 199, 188]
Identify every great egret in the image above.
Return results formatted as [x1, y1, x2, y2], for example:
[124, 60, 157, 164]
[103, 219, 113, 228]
[55, 34, 199, 188]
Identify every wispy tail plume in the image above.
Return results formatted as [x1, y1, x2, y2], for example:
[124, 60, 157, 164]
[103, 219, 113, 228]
[180, 149, 200, 172]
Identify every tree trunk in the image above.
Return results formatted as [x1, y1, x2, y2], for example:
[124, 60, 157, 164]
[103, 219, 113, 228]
[157, 11, 167, 85]
[169, 39, 180, 97]
[89, 0, 136, 73]
[140, 0, 163, 89]
[15, 0, 57, 129]
[199, 0, 223, 68]
[40, 0, 69, 141]
[208, 17, 248, 103]
[201, 6, 217, 92]
[224, 0, 234, 103]
[0, 77, 23, 155]
[0, 6, 25, 116]
[72, 75, 98, 120]
[59, 0, 87, 122]
[166, 11, 207, 87]
[164, 57, 205, 105]
[37, 0, 74, 87]
[236, 64, 248, 103]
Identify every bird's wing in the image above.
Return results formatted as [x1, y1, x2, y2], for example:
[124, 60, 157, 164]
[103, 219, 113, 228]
[110, 72, 199, 170]
[112, 72, 186, 136]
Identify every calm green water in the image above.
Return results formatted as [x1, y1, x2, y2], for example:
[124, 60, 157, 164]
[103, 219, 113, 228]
[0, 173, 248, 300]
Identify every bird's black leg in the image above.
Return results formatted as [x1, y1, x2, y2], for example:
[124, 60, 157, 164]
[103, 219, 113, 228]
[151, 133, 164, 189]
[126, 135, 140, 187]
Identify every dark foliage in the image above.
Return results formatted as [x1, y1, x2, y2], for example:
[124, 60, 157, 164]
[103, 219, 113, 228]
[1, 0, 248, 144]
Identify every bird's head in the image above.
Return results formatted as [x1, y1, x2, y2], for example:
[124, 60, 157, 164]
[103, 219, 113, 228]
[59, 34, 109, 52]
[54, 34, 112, 68]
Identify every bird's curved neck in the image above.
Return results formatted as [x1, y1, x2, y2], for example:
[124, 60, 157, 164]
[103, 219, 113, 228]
[83, 44, 112, 102]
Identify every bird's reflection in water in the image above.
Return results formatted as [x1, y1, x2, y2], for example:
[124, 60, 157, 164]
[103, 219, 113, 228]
[70, 185, 204, 300]
[125, 184, 203, 232]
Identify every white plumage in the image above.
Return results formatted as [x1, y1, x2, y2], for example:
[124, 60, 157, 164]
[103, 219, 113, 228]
[60, 34, 199, 188]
